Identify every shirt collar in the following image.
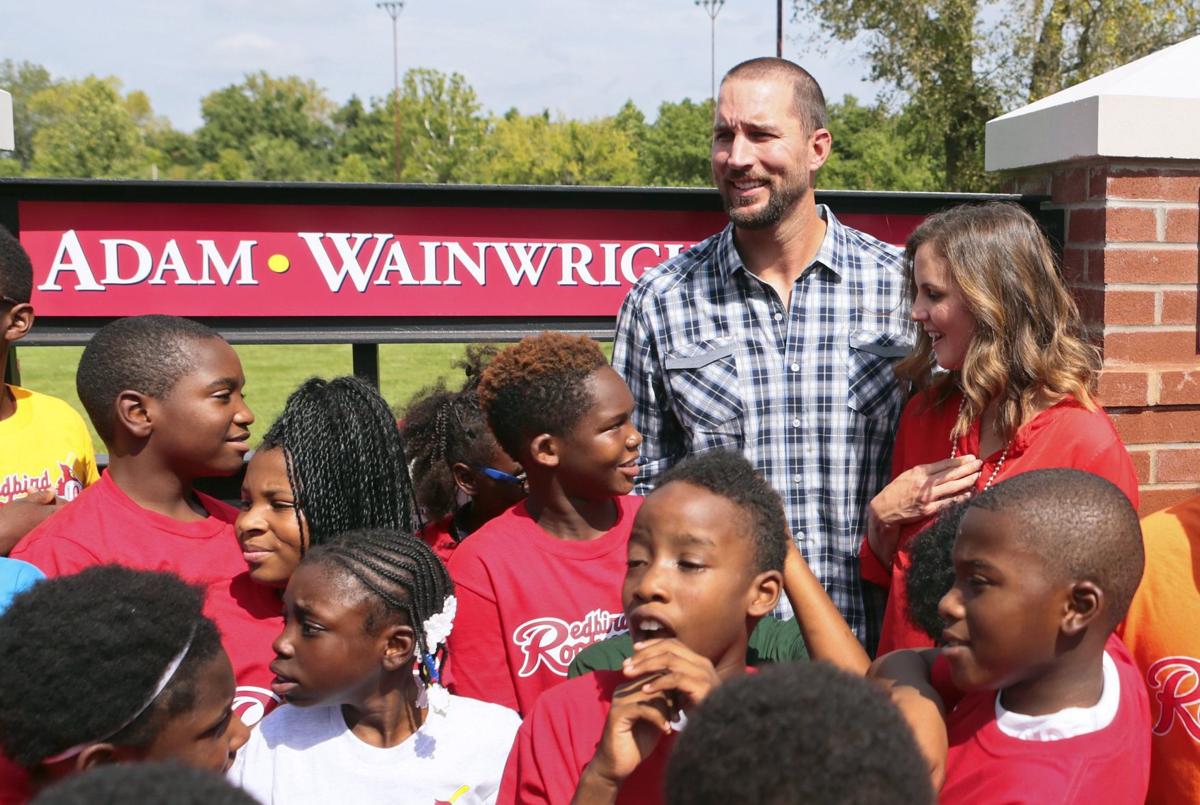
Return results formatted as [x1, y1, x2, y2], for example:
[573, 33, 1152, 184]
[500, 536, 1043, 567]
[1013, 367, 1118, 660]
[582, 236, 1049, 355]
[716, 204, 846, 283]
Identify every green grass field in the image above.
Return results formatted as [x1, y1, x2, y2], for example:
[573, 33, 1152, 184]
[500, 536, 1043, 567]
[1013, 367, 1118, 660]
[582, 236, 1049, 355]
[14, 343, 491, 450]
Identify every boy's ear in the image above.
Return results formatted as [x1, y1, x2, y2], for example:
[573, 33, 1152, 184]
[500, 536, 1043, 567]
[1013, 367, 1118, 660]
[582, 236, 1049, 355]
[75, 742, 124, 771]
[529, 433, 559, 469]
[1061, 580, 1103, 636]
[380, 624, 417, 672]
[451, 462, 479, 497]
[745, 569, 783, 618]
[115, 390, 154, 440]
[2, 302, 34, 344]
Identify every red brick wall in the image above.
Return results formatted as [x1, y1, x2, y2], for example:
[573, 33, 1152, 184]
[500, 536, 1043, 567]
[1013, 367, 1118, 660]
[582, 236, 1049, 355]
[1009, 162, 1200, 514]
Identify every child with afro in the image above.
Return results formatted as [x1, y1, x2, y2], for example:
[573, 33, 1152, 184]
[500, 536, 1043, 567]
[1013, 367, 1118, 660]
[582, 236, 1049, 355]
[229, 529, 520, 804]
[665, 662, 934, 805]
[11, 315, 283, 724]
[871, 469, 1151, 803]
[0, 566, 249, 802]
[0, 225, 97, 556]
[236, 374, 418, 590]
[500, 450, 795, 805]
[445, 332, 643, 716]
[400, 345, 527, 564]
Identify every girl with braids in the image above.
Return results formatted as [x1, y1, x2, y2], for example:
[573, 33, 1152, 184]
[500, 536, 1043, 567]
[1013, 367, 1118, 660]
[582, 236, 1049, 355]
[401, 346, 528, 563]
[236, 375, 418, 589]
[230, 529, 521, 804]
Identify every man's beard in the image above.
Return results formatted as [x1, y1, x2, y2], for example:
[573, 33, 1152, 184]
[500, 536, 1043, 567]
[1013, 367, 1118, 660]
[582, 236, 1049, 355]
[722, 174, 806, 230]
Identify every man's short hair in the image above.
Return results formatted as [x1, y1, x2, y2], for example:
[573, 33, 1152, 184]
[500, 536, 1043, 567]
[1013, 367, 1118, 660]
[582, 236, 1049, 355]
[655, 450, 788, 573]
[0, 224, 33, 303]
[666, 662, 934, 805]
[76, 315, 222, 445]
[969, 469, 1144, 629]
[723, 57, 828, 133]
[477, 331, 609, 461]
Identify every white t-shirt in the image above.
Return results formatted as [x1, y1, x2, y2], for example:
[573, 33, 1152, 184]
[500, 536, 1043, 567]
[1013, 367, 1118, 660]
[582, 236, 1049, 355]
[229, 695, 521, 804]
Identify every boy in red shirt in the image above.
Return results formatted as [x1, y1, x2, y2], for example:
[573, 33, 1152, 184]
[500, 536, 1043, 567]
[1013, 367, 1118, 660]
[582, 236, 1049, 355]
[871, 469, 1151, 803]
[446, 332, 643, 716]
[499, 449, 787, 805]
[11, 315, 282, 726]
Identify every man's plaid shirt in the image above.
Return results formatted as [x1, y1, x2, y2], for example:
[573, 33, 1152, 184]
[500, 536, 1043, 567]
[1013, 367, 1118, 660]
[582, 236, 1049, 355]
[612, 207, 914, 647]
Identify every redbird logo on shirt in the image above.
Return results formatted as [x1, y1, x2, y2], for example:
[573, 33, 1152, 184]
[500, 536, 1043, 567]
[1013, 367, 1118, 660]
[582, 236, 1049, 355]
[1147, 656, 1200, 741]
[512, 608, 628, 677]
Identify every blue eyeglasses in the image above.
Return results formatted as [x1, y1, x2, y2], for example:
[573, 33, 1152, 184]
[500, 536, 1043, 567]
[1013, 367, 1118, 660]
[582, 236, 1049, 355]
[475, 466, 527, 486]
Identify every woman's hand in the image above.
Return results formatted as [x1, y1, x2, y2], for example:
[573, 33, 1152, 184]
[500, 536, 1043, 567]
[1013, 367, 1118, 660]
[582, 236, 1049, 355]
[867, 456, 981, 564]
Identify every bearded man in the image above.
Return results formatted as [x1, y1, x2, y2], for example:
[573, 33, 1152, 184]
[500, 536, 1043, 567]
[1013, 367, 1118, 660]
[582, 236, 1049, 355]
[611, 57, 914, 648]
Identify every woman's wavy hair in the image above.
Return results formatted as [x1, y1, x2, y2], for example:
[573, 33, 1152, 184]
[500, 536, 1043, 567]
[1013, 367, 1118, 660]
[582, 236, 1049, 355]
[894, 202, 1099, 442]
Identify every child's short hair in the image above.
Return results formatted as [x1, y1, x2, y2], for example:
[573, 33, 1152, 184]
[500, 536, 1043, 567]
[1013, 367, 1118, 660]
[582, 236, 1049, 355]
[905, 501, 968, 640]
[969, 468, 1144, 629]
[76, 315, 223, 444]
[262, 375, 417, 547]
[665, 662, 934, 805]
[0, 566, 223, 768]
[0, 224, 33, 303]
[401, 345, 500, 520]
[477, 332, 608, 460]
[655, 450, 788, 573]
[305, 529, 454, 686]
[32, 761, 257, 805]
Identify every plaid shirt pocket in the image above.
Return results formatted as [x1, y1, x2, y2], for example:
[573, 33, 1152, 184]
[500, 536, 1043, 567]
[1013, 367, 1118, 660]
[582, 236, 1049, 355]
[663, 337, 744, 452]
[847, 330, 910, 421]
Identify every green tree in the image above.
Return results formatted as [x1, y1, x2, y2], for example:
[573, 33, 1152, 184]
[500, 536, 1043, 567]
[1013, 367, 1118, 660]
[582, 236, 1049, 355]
[638, 98, 714, 186]
[476, 110, 640, 186]
[821, 96, 939, 190]
[792, 0, 1200, 190]
[195, 72, 336, 181]
[27, 77, 151, 178]
[0, 60, 56, 171]
[332, 95, 393, 182]
[391, 68, 487, 183]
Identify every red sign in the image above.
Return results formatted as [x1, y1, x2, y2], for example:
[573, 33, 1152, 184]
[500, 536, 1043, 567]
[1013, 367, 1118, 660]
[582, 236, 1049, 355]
[19, 200, 924, 318]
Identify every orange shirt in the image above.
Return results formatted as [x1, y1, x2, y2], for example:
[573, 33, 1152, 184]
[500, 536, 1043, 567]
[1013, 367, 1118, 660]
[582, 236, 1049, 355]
[1119, 497, 1200, 804]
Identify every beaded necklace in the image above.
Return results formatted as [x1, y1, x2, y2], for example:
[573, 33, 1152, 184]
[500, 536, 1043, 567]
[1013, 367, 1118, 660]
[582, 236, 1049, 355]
[950, 398, 1011, 492]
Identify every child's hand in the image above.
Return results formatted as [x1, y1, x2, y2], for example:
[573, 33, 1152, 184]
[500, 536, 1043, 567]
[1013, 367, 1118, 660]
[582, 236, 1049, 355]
[0, 490, 63, 555]
[622, 638, 722, 712]
[574, 678, 674, 803]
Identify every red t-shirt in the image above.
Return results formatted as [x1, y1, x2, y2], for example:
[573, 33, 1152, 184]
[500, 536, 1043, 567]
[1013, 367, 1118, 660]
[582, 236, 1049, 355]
[498, 669, 674, 805]
[418, 514, 459, 566]
[11, 472, 283, 725]
[445, 495, 641, 716]
[861, 392, 1139, 655]
[933, 634, 1150, 804]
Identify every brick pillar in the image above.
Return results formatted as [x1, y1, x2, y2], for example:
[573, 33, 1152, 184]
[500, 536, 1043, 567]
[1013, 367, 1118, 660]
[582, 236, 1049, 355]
[1006, 162, 1200, 514]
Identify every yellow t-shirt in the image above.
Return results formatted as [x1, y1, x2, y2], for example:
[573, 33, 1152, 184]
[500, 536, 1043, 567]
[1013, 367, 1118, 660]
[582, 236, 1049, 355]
[1120, 497, 1200, 805]
[0, 385, 99, 504]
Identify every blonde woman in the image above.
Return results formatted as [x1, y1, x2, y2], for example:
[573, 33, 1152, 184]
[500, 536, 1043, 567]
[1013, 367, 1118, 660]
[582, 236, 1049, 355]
[860, 202, 1139, 655]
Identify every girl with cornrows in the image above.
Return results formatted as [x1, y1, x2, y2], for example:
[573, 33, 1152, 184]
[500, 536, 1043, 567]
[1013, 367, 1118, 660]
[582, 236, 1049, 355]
[230, 528, 520, 804]
[401, 346, 528, 564]
[861, 202, 1139, 655]
[236, 375, 418, 590]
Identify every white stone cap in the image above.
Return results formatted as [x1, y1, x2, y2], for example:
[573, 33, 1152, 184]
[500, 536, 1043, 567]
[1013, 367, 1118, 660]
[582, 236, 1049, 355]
[985, 34, 1200, 171]
[0, 90, 13, 152]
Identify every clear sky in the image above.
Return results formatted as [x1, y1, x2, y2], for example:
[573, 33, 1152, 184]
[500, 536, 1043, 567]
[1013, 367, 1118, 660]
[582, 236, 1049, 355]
[1, 0, 880, 131]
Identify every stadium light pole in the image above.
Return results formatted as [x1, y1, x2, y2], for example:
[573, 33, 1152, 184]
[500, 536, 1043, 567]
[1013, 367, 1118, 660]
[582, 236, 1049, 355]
[376, 1, 405, 181]
[776, 0, 783, 57]
[696, 0, 725, 103]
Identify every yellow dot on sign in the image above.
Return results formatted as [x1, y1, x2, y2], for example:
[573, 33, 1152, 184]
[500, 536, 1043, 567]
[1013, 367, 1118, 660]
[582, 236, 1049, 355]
[268, 254, 291, 273]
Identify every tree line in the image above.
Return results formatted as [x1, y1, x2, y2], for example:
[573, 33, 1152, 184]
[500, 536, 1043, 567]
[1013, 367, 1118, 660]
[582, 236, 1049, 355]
[0, 60, 938, 191]
[5, 0, 1198, 196]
